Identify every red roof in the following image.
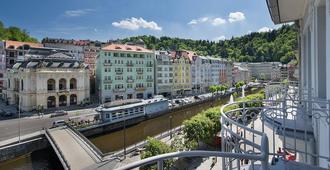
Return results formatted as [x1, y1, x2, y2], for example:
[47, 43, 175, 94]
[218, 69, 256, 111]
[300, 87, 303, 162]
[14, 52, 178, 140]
[4, 40, 43, 49]
[102, 44, 152, 53]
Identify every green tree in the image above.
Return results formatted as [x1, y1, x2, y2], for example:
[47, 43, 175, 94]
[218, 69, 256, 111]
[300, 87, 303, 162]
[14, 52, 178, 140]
[141, 137, 175, 170]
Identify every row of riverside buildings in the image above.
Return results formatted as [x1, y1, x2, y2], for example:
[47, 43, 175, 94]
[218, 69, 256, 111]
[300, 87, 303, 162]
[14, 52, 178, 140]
[0, 38, 282, 111]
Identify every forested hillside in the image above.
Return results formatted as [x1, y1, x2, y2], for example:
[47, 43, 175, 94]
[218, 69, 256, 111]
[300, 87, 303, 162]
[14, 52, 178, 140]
[0, 21, 38, 43]
[121, 24, 298, 64]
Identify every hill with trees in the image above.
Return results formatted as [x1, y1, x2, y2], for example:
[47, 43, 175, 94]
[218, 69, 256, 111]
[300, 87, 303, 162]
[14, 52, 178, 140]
[120, 24, 298, 64]
[0, 21, 38, 43]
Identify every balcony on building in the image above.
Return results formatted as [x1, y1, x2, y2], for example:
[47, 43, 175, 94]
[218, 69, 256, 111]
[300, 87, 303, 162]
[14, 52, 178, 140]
[126, 78, 134, 83]
[137, 70, 143, 74]
[146, 78, 153, 82]
[135, 86, 145, 91]
[113, 88, 126, 93]
[103, 62, 112, 66]
[126, 62, 134, 67]
[104, 79, 112, 84]
[115, 70, 123, 75]
[146, 63, 153, 67]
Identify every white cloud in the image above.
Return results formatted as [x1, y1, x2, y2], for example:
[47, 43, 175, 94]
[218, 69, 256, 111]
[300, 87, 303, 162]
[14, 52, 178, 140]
[228, 12, 246, 23]
[214, 35, 226, 41]
[188, 17, 226, 26]
[211, 18, 226, 26]
[112, 17, 162, 31]
[188, 17, 209, 25]
[65, 9, 94, 17]
[258, 27, 273, 33]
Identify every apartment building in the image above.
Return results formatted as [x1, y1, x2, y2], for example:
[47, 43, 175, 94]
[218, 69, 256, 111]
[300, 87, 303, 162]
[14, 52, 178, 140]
[42, 38, 85, 61]
[191, 56, 226, 94]
[245, 62, 281, 81]
[96, 43, 155, 103]
[155, 51, 173, 97]
[4, 52, 90, 111]
[171, 50, 193, 96]
[233, 62, 251, 83]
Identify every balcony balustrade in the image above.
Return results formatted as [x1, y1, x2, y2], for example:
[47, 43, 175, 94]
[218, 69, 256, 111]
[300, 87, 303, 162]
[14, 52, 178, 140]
[135, 87, 145, 91]
[126, 63, 134, 67]
[104, 79, 112, 83]
[115, 71, 123, 75]
[146, 78, 153, 82]
[146, 63, 153, 67]
[103, 62, 112, 66]
[115, 83, 329, 170]
[126, 79, 134, 83]
[137, 70, 143, 74]
[113, 88, 126, 93]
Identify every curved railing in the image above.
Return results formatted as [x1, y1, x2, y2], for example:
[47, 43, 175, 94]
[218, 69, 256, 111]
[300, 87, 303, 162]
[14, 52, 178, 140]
[115, 149, 269, 170]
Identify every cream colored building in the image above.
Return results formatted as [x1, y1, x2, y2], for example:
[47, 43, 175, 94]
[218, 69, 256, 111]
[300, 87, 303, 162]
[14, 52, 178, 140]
[4, 53, 90, 111]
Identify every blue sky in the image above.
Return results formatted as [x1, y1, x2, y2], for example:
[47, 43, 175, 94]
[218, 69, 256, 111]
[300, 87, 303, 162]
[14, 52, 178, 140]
[0, 0, 278, 41]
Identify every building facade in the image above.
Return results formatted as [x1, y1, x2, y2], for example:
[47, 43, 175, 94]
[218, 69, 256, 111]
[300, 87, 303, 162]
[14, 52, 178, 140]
[0, 42, 5, 97]
[233, 63, 251, 83]
[245, 62, 281, 81]
[96, 44, 155, 103]
[191, 56, 226, 94]
[171, 51, 192, 96]
[42, 38, 85, 61]
[155, 51, 173, 97]
[4, 53, 90, 111]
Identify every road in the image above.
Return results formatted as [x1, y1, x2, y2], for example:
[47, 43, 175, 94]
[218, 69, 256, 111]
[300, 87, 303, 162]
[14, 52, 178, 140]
[0, 108, 98, 141]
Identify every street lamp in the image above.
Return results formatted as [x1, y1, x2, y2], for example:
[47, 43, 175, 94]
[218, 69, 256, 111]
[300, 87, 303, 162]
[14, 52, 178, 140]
[169, 115, 173, 139]
[123, 117, 127, 159]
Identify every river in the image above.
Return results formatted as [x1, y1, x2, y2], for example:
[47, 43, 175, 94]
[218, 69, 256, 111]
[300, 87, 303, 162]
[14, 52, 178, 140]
[0, 89, 258, 169]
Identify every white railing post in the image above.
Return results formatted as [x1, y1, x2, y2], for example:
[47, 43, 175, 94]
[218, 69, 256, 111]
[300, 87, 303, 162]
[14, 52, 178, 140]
[261, 134, 270, 170]
[157, 160, 164, 170]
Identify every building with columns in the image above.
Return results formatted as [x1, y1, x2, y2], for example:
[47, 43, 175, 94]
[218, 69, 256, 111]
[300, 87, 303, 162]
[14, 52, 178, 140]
[4, 53, 90, 111]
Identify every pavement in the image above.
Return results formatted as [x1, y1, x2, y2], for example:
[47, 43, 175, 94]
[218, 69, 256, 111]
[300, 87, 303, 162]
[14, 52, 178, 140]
[0, 107, 98, 142]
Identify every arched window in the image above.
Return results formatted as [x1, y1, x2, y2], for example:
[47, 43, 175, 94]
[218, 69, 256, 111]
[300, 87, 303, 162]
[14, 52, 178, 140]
[70, 78, 77, 90]
[59, 95, 67, 106]
[47, 79, 56, 91]
[59, 78, 67, 90]
[70, 94, 77, 105]
[47, 96, 56, 108]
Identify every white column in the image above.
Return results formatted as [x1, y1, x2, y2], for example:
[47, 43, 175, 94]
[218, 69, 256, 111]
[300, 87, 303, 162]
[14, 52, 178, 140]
[327, 0, 330, 100]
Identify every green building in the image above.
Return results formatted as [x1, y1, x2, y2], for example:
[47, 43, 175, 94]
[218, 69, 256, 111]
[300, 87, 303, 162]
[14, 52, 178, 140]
[96, 43, 155, 103]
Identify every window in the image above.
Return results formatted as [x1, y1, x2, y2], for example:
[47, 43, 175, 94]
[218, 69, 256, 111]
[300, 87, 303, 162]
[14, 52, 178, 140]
[106, 114, 110, 119]
[147, 83, 152, 87]
[114, 53, 118, 57]
[104, 84, 111, 90]
[133, 54, 138, 58]
[21, 79, 24, 91]
[115, 76, 123, 80]
[127, 84, 133, 88]
[120, 53, 125, 57]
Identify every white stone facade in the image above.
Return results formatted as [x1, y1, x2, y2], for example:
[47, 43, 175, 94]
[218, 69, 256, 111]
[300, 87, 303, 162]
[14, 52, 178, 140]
[4, 58, 90, 111]
[155, 51, 173, 97]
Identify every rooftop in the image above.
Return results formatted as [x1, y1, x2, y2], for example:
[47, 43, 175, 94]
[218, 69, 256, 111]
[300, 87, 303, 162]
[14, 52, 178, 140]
[101, 43, 153, 53]
[4, 40, 43, 49]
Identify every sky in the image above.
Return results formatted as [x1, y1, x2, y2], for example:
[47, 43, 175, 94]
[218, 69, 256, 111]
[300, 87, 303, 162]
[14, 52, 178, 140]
[0, 0, 279, 42]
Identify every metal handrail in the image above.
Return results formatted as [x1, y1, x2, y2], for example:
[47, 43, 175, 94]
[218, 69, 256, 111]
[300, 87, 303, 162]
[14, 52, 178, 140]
[45, 129, 70, 170]
[115, 149, 268, 170]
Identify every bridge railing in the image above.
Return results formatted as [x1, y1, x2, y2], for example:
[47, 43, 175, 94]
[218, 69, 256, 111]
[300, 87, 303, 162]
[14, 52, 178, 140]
[45, 129, 70, 170]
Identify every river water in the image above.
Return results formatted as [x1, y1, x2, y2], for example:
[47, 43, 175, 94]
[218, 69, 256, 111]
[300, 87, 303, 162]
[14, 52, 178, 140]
[0, 90, 257, 169]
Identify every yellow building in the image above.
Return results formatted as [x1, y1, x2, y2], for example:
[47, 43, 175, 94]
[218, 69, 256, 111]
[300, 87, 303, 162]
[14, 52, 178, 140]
[170, 50, 194, 96]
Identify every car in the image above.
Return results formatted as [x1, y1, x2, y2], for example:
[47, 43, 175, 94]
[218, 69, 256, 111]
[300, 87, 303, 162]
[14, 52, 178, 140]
[174, 100, 181, 104]
[50, 110, 68, 118]
[168, 103, 173, 107]
[52, 120, 66, 127]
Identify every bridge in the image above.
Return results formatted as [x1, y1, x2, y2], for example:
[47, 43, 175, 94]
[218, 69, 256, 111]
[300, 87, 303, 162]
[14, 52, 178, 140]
[45, 125, 103, 170]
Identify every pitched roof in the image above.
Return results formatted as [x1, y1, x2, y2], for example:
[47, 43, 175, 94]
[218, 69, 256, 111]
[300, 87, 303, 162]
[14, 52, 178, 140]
[4, 40, 43, 49]
[170, 50, 197, 61]
[101, 44, 152, 53]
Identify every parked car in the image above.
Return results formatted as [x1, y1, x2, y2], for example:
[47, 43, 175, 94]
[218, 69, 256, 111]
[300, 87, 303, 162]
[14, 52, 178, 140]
[174, 99, 181, 104]
[52, 120, 66, 127]
[50, 110, 68, 118]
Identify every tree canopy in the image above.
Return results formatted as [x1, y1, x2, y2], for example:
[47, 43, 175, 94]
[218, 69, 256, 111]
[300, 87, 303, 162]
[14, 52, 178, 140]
[0, 21, 38, 42]
[120, 24, 298, 64]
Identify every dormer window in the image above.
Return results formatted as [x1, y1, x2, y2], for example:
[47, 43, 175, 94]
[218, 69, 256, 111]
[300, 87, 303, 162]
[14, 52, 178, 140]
[115, 46, 121, 49]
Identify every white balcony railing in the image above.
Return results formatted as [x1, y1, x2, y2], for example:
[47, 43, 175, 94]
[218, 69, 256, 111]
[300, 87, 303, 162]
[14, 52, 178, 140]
[115, 84, 329, 170]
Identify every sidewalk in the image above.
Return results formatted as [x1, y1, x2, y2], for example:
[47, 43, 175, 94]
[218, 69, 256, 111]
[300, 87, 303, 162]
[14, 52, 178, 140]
[0, 130, 44, 148]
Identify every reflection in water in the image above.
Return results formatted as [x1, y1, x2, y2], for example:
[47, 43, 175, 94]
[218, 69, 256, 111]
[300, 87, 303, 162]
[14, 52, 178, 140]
[0, 147, 63, 170]
[90, 96, 230, 153]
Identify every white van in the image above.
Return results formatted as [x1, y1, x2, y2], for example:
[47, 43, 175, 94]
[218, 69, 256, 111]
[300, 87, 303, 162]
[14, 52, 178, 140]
[52, 120, 66, 127]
